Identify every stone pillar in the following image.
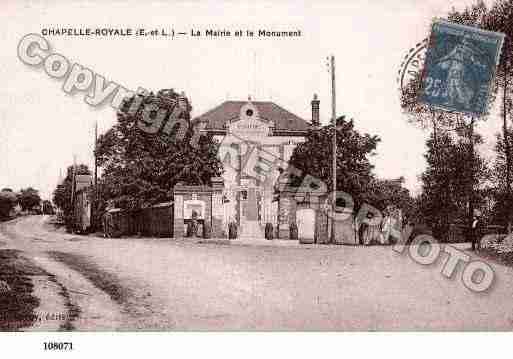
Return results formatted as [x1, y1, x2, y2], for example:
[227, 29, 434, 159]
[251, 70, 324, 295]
[211, 177, 225, 238]
[315, 207, 330, 244]
[173, 194, 184, 238]
[212, 192, 224, 237]
[199, 193, 211, 236]
[278, 195, 291, 239]
[289, 197, 297, 225]
[262, 189, 273, 224]
[333, 208, 356, 244]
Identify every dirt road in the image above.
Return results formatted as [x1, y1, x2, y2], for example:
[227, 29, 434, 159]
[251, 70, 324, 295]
[1, 215, 513, 330]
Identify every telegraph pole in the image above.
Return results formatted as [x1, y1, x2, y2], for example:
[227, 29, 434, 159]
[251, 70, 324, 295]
[71, 154, 77, 233]
[71, 154, 77, 206]
[330, 55, 337, 244]
[469, 117, 476, 249]
[93, 121, 98, 231]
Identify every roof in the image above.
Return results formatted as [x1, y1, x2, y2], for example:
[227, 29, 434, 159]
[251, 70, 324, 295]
[195, 100, 311, 134]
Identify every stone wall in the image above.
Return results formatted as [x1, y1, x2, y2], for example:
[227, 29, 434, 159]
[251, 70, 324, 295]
[277, 187, 356, 244]
[173, 178, 224, 238]
[277, 188, 327, 241]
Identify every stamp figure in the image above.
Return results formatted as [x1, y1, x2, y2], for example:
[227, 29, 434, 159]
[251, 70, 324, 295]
[419, 20, 504, 116]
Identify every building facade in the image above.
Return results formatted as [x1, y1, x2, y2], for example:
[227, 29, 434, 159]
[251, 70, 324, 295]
[196, 95, 320, 238]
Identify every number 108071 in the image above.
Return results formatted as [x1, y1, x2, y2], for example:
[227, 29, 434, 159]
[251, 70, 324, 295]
[44, 342, 73, 351]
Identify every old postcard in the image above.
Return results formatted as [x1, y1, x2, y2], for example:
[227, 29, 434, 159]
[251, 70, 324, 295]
[1, 0, 512, 356]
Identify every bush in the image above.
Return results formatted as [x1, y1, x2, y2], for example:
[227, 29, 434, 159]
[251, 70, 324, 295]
[0, 190, 17, 219]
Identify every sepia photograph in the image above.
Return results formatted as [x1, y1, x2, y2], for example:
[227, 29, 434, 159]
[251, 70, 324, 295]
[0, 0, 512, 356]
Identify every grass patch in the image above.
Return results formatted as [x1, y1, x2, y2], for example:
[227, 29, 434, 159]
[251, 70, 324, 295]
[0, 249, 41, 331]
[45, 274, 81, 331]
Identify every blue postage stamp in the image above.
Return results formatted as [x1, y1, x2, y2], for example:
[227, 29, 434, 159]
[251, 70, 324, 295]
[419, 20, 505, 116]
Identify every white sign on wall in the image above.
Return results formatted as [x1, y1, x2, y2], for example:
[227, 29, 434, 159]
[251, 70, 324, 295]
[183, 199, 206, 219]
[229, 118, 270, 139]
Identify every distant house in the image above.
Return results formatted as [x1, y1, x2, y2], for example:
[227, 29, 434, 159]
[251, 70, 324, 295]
[73, 175, 93, 232]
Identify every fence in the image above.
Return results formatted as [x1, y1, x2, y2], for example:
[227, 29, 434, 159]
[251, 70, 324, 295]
[446, 224, 506, 243]
[104, 202, 173, 238]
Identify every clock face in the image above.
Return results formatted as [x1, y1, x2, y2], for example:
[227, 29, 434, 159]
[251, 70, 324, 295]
[239, 102, 259, 120]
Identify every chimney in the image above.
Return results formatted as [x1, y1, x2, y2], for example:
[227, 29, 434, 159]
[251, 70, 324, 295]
[311, 93, 320, 127]
[178, 91, 189, 111]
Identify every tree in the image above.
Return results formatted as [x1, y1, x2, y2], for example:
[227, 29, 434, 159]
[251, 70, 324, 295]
[288, 116, 380, 212]
[401, 1, 499, 235]
[483, 0, 513, 227]
[96, 89, 222, 209]
[490, 129, 513, 225]
[447, 0, 513, 228]
[0, 189, 18, 219]
[42, 200, 54, 215]
[400, 67, 467, 177]
[400, 71, 465, 229]
[447, 0, 488, 26]
[418, 128, 489, 240]
[364, 178, 416, 220]
[18, 187, 41, 212]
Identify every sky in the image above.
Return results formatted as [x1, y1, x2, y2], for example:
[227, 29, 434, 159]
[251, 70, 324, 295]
[0, 0, 503, 200]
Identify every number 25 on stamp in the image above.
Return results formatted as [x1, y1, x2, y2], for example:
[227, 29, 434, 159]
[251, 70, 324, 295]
[419, 20, 505, 116]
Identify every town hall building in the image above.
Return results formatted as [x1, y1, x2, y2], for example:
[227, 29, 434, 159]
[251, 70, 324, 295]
[195, 95, 320, 238]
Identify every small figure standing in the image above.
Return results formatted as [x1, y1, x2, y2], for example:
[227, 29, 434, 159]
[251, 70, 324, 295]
[471, 213, 484, 251]
[189, 210, 199, 238]
[102, 211, 111, 238]
[361, 212, 382, 245]
[380, 208, 393, 245]
[356, 215, 365, 245]
[102, 202, 115, 238]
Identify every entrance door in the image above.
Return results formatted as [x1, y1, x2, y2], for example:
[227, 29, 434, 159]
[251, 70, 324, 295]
[239, 187, 264, 238]
[243, 188, 258, 221]
[297, 208, 315, 242]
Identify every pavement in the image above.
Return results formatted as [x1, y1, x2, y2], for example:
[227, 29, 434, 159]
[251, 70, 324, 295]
[199, 237, 315, 247]
[1, 215, 513, 331]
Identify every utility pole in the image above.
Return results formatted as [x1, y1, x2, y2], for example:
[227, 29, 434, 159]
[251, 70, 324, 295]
[469, 118, 475, 249]
[502, 65, 512, 233]
[93, 121, 98, 231]
[71, 154, 77, 233]
[253, 51, 257, 100]
[330, 55, 337, 244]
[71, 155, 76, 205]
